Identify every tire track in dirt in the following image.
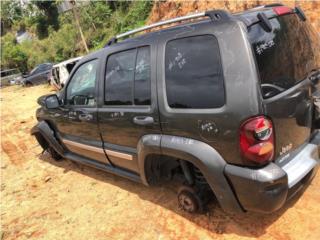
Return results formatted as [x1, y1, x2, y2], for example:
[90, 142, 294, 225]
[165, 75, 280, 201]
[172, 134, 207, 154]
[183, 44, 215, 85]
[1, 137, 25, 165]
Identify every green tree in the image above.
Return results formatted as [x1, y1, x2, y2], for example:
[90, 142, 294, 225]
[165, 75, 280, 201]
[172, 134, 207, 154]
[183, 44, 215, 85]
[1, 33, 28, 72]
[32, 0, 59, 39]
[0, 1, 23, 35]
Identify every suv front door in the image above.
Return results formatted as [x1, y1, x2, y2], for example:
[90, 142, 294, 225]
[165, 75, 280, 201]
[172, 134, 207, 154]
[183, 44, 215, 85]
[98, 43, 160, 173]
[54, 58, 108, 164]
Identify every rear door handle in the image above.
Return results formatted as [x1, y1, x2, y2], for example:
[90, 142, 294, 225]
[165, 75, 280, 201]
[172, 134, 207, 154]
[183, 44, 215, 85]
[133, 116, 154, 126]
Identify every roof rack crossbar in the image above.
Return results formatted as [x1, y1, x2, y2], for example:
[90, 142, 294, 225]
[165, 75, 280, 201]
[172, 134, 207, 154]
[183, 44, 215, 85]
[116, 11, 206, 39]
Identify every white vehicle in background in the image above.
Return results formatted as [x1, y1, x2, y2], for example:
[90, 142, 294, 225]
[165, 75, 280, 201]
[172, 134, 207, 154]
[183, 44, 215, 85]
[50, 56, 82, 90]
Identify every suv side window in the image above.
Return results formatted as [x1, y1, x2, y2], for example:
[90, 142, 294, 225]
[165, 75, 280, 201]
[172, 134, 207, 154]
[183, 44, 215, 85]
[105, 46, 151, 105]
[105, 49, 136, 105]
[165, 35, 225, 109]
[66, 59, 98, 106]
[134, 47, 151, 105]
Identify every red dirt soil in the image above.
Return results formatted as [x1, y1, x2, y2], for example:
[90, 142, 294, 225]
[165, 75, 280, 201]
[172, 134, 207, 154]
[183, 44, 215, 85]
[148, 1, 320, 33]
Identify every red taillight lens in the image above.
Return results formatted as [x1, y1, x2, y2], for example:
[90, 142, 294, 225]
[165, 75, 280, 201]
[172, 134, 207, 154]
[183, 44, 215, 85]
[240, 116, 274, 165]
[273, 6, 292, 16]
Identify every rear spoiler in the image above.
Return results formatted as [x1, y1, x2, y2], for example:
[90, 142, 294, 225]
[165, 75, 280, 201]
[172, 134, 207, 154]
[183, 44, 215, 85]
[239, 5, 306, 30]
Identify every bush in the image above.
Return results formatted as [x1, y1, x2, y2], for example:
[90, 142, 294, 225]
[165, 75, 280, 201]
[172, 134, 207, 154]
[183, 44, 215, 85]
[1, 33, 28, 72]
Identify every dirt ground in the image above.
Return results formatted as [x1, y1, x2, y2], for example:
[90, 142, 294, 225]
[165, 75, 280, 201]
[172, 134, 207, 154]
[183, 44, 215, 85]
[1, 84, 320, 240]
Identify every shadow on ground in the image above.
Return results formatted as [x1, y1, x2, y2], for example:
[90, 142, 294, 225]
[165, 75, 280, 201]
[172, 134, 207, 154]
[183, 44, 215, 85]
[39, 152, 310, 238]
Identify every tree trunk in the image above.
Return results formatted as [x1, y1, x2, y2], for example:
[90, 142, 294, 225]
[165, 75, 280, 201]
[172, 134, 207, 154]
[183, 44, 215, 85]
[71, 1, 89, 53]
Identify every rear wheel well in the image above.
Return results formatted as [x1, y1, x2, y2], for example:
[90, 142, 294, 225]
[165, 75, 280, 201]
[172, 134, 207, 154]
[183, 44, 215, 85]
[144, 154, 211, 188]
[144, 154, 215, 213]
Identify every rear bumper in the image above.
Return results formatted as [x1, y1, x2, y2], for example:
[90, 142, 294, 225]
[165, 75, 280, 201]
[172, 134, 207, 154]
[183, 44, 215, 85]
[224, 137, 319, 213]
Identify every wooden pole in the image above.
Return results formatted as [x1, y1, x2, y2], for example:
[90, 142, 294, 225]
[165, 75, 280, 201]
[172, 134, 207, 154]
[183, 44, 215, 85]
[70, 0, 89, 53]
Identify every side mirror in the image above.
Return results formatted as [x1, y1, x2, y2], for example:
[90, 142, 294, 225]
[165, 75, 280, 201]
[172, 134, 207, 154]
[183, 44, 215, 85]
[45, 94, 60, 109]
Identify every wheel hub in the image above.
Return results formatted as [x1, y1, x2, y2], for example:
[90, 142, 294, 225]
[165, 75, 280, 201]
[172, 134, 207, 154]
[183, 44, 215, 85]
[179, 193, 195, 212]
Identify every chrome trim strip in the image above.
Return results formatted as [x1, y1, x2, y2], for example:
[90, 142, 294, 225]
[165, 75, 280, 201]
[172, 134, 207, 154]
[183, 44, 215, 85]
[62, 139, 133, 161]
[62, 139, 105, 154]
[105, 149, 133, 161]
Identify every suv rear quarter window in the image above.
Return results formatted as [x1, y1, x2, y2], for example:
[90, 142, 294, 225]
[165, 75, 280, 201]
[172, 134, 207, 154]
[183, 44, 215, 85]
[165, 35, 225, 109]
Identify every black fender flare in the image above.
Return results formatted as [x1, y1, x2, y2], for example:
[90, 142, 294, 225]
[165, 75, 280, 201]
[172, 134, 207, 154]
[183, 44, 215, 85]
[137, 134, 243, 214]
[31, 121, 65, 156]
[137, 134, 162, 185]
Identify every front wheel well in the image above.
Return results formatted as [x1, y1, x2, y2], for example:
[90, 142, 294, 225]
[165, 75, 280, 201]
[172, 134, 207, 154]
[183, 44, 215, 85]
[33, 132, 49, 150]
[24, 81, 33, 86]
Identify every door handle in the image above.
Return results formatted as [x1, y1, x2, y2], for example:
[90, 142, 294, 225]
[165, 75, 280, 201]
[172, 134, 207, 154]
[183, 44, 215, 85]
[133, 116, 154, 126]
[79, 113, 93, 121]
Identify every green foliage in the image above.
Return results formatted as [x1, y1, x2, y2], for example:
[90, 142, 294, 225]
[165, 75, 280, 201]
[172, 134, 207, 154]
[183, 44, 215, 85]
[0, 1, 23, 35]
[119, 1, 154, 32]
[1, 33, 28, 72]
[1, 1, 154, 72]
[35, 15, 49, 39]
[79, 1, 113, 49]
[32, 0, 59, 39]
[89, 1, 154, 50]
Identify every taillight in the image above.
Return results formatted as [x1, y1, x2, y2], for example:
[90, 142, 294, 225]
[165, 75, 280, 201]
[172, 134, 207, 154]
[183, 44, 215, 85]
[240, 116, 274, 165]
[273, 6, 292, 16]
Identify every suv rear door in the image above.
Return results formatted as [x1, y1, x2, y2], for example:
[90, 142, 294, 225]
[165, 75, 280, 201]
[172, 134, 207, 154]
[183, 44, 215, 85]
[248, 12, 320, 164]
[98, 40, 161, 173]
[156, 24, 236, 161]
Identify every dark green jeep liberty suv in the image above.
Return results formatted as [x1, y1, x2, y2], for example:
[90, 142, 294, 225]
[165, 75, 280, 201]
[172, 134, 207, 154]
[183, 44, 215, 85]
[32, 4, 320, 214]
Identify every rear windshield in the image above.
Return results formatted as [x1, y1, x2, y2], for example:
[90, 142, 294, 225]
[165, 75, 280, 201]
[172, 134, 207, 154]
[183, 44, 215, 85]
[249, 14, 320, 98]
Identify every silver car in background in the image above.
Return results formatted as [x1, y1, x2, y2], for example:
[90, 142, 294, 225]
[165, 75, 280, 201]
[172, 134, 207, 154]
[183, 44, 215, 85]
[0, 69, 23, 87]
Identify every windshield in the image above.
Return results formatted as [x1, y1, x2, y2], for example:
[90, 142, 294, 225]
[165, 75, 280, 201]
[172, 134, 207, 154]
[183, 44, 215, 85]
[249, 14, 320, 98]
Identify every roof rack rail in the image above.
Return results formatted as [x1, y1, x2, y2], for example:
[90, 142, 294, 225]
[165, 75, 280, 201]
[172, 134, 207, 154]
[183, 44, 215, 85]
[105, 9, 232, 47]
[264, 3, 284, 8]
